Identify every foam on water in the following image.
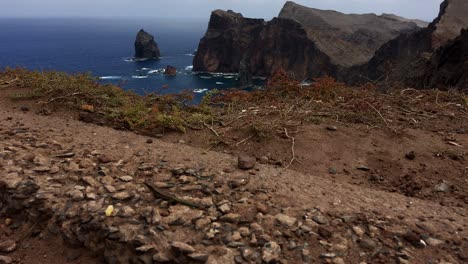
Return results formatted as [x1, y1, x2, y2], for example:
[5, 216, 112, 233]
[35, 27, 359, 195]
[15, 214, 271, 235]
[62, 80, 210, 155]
[193, 88, 208, 93]
[99, 76, 123, 80]
[132, 75, 149, 79]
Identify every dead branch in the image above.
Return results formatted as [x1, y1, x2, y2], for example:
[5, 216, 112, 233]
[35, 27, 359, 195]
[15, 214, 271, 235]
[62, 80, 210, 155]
[367, 102, 396, 133]
[284, 128, 302, 168]
[0, 77, 19, 87]
[39, 92, 84, 104]
[235, 135, 253, 146]
[203, 122, 221, 137]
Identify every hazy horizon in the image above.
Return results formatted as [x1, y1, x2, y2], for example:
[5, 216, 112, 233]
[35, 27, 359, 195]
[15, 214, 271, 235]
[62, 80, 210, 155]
[1, 0, 443, 22]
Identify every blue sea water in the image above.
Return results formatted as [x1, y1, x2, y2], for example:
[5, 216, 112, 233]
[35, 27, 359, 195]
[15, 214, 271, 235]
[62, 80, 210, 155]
[0, 18, 245, 100]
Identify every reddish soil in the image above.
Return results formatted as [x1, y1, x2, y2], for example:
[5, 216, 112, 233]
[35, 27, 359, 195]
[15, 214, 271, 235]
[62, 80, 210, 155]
[0, 85, 466, 263]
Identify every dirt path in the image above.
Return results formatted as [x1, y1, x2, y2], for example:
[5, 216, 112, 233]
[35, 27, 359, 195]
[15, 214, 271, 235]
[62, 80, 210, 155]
[0, 98, 466, 263]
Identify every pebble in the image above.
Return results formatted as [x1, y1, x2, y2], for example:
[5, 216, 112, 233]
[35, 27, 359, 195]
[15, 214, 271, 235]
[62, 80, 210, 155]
[405, 151, 416, 160]
[218, 203, 231, 214]
[327, 126, 338, 131]
[358, 238, 376, 250]
[312, 214, 329, 225]
[352, 226, 365, 237]
[119, 176, 134, 182]
[434, 181, 450, 192]
[262, 242, 281, 263]
[0, 255, 12, 264]
[238, 154, 256, 170]
[171, 241, 195, 254]
[275, 213, 297, 227]
[318, 226, 333, 239]
[0, 240, 16, 253]
[220, 213, 241, 223]
[112, 191, 132, 200]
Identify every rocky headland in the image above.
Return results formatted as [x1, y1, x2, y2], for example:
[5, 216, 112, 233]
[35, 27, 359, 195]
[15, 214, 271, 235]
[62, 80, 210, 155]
[194, 0, 468, 90]
[135, 29, 161, 59]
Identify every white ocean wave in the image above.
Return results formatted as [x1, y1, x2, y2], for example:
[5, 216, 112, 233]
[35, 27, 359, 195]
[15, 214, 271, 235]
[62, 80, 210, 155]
[185, 65, 193, 71]
[193, 88, 208, 93]
[132, 75, 149, 79]
[141, 67, 151, 71]
[200, 76, 212, 79]
[216, 82, 224, 85]
[148, 69, 164, 74]
[99, 76, 122, 80]
[184, 53, 195, 57]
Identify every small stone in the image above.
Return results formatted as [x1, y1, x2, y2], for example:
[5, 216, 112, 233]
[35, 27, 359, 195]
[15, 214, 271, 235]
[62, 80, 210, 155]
[352, 226, 365, 237]
[330, 244, 348, 255]
[171, 242, 195, 254]
[275, 214, 297, 227]
[119, 176, 134, 182]
[238, 154, 256, 170]
[0, 240, 16, 253]
[195, 218, 211, 230]
[329, 167, 338, 174]
[262, 242, 281, 263]
[188, 253, 209, 262]
[405, 151, 416, 160]
[357, 166, 370, 171]
[312, 214, 329, 225]
[153, 252, 171, 262]
[119, 206, 135, 217]
[333, 257, 346, 264]
[256, 203, 269, 214]
[218, 203, 231, 214]
[403, 231, 424, 248]
[4, 219, 12, 226]
[3, 173, 22, 189]
[287, 241, 297, 250]
[146, 139, 153, 144]
[424, 237, 443, 246]
[231, 232, 242, 241]
[358, 238, 376, 250]
[220, 213, 241, 223]
[318, 226, 333, 239]
[434, 181, 450, 192]
[67, 190, 84, 201]
[239, 227, 250, 237]
[302, 248, 311, 261]
[112, 191, 132, 200]
[98, 155, 113, 163]
[327, 126, 338, 131]
[0, 255, 12, 264]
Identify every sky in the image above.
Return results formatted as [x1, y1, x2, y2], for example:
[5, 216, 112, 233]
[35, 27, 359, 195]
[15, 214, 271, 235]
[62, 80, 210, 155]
[1, 0, 444, 21]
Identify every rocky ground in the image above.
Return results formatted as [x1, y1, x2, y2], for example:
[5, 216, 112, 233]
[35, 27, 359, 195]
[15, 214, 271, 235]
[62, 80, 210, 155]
[0, 91, 467, 264]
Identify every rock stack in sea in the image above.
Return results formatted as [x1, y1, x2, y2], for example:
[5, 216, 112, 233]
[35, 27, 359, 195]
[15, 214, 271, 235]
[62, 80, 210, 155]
[134, 29, 161, 59]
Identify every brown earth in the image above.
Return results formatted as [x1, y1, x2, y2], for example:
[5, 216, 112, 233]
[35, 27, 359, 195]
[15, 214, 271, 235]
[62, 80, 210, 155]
[0, 81, 467, 264]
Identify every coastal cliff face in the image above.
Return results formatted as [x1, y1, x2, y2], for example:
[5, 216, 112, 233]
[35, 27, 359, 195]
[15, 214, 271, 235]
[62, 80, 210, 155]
[355, 0, 468, 88]
[193, 1, 421, 81]
[278, 1, 421, 66]
[193, 10, 264, 73]
[134, 29, 161, 59]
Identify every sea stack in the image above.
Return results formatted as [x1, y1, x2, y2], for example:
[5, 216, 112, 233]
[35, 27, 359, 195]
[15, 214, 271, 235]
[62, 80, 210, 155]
[134, 29, 161, 59]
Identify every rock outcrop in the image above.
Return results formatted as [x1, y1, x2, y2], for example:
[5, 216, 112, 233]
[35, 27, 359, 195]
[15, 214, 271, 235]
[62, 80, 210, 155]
[134, 29, 161, 59]
[164, 65, 177, 76]
[353, 0, 468, 88]
[278, 1, 421, 66]
[193, 2, 421, 81]
[423, 29, 468, 90]
[193, 10, 265, 74]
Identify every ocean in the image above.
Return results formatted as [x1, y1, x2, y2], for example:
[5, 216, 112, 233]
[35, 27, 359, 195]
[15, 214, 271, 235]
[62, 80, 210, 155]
[0, 17, 248, 100]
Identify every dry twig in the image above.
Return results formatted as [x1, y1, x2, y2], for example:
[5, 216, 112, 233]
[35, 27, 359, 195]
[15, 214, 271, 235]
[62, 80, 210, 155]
[284, 128, 302, 168]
